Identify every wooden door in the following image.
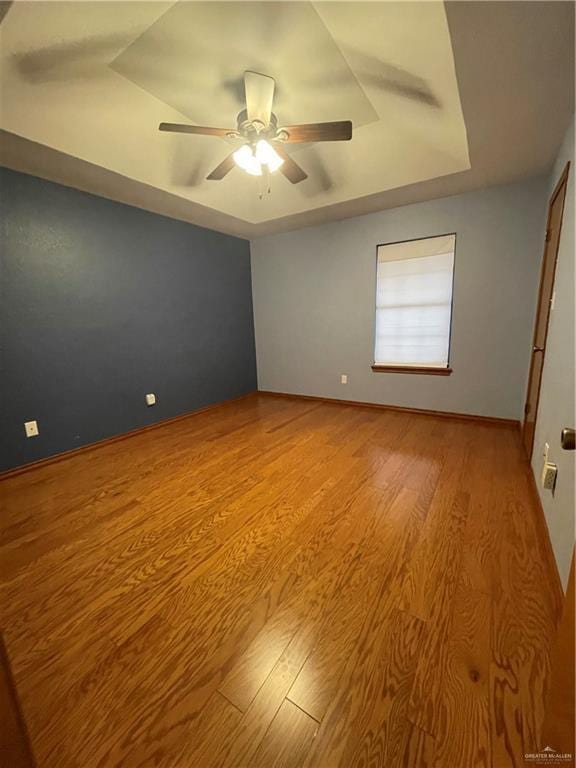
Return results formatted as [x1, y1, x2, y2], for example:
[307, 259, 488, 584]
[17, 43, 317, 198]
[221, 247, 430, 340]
[522, 163, 570, 458]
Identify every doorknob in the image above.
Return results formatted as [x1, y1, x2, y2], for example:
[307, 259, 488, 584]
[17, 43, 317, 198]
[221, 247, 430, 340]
[561, 428, 575, 451]
[533, 346, 544, 352]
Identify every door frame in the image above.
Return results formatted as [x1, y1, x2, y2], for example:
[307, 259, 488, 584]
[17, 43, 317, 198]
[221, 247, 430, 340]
[522, 161, 570, 459]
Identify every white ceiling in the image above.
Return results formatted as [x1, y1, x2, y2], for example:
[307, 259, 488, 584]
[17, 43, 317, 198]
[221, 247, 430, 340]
[0, 1, 574, 239]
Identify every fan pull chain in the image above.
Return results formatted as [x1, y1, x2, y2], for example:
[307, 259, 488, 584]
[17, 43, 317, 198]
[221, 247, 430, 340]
[258, 167, 272, 199]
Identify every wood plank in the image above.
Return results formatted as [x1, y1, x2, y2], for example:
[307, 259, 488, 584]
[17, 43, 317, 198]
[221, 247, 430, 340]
[117, 690, 242, 768]
[405, 491, 470, 735]
[489, 430, 560, 767]
[400, 721, 436, 768]
[430, 581, 492, 767]
[343, 610, 426, 767]
[540, 551, 575, 759]
[410, 424, 495, 766]
[211, 506, 379, 767]
[253, 699, 319, 768]
[302, 604, 425, 768]
[287, 486, 422, 722]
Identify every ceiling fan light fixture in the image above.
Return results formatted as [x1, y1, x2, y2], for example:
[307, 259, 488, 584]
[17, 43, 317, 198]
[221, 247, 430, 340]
[255, 139, 284, 173]
[160, 71, 352, 185]
[233, 144, 262, 176]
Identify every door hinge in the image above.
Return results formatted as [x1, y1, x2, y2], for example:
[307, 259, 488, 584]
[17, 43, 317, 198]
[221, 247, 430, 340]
[545, 228, 552, 242]
[525, 403, 531, 415]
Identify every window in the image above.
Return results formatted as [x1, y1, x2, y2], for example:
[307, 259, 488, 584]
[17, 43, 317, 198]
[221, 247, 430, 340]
[372, 234, 455, 374]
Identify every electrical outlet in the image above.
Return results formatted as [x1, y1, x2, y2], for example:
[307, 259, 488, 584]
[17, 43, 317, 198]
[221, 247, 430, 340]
[145, 393, 156, 406]
[541, 461, 558, 491]
[341, 374, 348, 384]
[24, 420, 39, 438]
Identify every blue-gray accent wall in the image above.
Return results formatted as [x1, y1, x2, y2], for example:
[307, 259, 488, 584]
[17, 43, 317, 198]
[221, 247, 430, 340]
[0, 167, 257, 472]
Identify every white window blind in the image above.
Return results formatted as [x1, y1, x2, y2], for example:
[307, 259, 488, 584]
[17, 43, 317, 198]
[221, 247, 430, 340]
[375, 234, 455, 367]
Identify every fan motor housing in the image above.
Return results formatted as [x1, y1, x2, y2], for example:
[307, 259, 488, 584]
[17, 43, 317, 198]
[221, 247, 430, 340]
[236, 110, 284, 142]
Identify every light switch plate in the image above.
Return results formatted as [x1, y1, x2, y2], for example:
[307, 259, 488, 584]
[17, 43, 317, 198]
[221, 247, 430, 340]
[145, 393, 156, 406]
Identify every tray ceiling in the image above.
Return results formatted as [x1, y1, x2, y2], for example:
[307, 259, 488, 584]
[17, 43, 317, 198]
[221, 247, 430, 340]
[1, 2, 573, 238]
[0, 1, 470, 227]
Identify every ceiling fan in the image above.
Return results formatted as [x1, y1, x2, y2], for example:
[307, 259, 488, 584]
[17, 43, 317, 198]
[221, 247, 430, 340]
[158, 71, 353, 185]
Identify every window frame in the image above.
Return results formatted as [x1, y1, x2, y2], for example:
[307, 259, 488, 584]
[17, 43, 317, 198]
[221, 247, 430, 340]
[371, 232, 457, 376]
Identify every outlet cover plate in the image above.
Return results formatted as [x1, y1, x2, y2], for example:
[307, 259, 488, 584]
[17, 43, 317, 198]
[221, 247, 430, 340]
[24, 420, 39, 438]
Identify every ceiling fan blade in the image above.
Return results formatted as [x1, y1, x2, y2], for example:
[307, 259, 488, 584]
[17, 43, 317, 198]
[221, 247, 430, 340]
[244, 71, 275, 127]
[206, 152, 236, 181]
[280, 121, 352, 143]
[339, 48, 441, 109]
[159, 123, 235, 137]
[273, 145, 308, 184]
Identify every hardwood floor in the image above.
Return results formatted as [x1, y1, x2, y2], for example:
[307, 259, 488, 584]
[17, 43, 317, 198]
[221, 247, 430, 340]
[0, 394, 562, 767]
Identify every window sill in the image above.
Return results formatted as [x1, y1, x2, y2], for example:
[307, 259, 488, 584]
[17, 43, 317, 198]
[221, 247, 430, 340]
[371, 364, 453, 376]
